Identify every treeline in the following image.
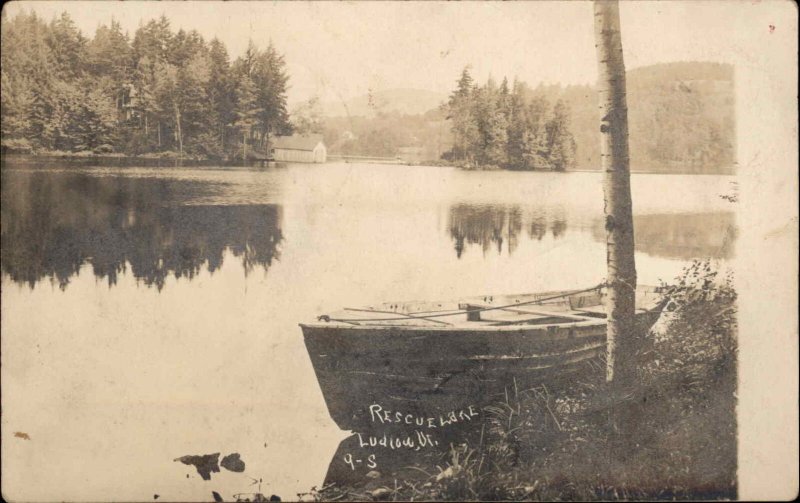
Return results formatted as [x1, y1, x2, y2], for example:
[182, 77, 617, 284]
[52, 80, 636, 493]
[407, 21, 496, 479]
[443, 67, 577, 171]
[1, 11, 292, 158]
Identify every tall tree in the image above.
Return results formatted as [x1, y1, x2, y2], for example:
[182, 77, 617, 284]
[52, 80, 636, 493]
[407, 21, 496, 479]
[445, 66, 479, 163]
[252, 42, 292, 149]
[523, 95, 552, 170]
[546, 100, 577, 171]
[177, 51, 213, 155]
[593, 0, 637, 383]
[132, 16, 172, 64]
[232, 67, 261, 160]
[87, 19, 132, 84]
[46, 12, 87, 81]
[474, 78, 508, 167]
[153, 61, 182, 154]
[207, 38, 235, 149]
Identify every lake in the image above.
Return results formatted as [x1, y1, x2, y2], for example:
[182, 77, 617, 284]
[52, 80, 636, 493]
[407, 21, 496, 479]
[0, 160, 736, 501]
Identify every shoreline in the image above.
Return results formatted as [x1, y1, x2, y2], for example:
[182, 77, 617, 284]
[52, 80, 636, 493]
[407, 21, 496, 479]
[1, 153, 736, 175]
[0, 152, 266, 168]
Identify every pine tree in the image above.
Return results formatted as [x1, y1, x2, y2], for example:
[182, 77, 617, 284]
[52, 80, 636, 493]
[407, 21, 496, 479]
[445, 66, 478, 163]
[232, 68, 261, 160]
[505, 80, 523, 168]
[133, 16, 172, 65]
[208, 38, 235, 149]
[1, 11, 57, 149]
[78, 87, 118, 150]
[252, 42, 292, 149]
[46, 12, 87, 81]
[153, 61, 181, 153]
[546, 100, 577, 171]
[0, 72, 35, 144]
[133, 55, 158, 146]
[88, 19, 133, 84]
[473, 79, 507, 167]
[177, 51, 213, 155]
[524, 95, 552, 170]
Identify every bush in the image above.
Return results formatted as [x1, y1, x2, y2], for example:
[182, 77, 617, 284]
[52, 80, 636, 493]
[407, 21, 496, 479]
[188, 132, 224, 160]
[119, 128, 159, 156]
[647, 259, 737, 391]
[93, 143, 115, 154]
[1, 137, 34, 154]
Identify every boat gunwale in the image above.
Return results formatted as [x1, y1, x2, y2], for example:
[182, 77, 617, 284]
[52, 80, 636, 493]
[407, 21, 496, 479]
[299, 285, 663, 332]
[299, 312, 658, 332]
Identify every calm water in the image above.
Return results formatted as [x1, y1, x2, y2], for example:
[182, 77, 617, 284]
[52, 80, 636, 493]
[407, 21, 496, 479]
[1, 161, 736, 501]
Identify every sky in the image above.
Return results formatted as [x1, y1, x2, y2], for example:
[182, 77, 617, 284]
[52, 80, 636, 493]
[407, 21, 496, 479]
[0, 1, 780, 104]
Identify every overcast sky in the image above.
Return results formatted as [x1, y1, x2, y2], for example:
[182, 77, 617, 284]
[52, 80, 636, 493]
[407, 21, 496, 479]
[3, 1, 769, 105]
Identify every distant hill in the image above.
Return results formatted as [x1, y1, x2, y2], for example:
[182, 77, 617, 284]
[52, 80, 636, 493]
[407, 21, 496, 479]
[320, 62, 736, 174]
[321, 88, 448, 118]
[556, 61, 736, 173]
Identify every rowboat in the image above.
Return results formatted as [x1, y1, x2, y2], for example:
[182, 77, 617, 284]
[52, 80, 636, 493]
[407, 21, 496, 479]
[301, 285, 665, 431]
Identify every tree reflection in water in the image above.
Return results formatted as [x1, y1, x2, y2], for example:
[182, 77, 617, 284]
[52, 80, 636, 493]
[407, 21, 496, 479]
[1, 171, 283, 289]
[448, 202, 735, 261]
[448, 203, 568, 258]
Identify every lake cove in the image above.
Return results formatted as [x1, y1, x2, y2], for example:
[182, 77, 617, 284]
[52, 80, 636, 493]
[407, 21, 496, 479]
[368, 403, 479, 428]
[0, 160, 736, 500]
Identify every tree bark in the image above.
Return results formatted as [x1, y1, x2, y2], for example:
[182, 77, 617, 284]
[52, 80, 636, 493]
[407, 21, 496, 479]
[593, 0, 637, 384]
[174, 105, 183, 158]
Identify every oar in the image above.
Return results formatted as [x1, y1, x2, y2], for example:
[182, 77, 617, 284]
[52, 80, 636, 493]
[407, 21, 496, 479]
[343, 307, 454, 326]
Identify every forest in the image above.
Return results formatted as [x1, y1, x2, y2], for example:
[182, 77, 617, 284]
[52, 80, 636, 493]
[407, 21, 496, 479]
[556, 62, 735, 173]
[322, 63, 735, 174]
[1, 11, 293, 159]
[443, 67, 578, 171]
[1, 10, 735, 174]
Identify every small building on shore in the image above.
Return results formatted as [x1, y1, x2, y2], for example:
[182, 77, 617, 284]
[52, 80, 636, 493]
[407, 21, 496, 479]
[271, 134, 326, 163]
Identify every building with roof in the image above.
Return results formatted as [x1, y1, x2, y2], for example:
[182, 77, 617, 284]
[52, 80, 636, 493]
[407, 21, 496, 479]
[270, 134, 327, 163]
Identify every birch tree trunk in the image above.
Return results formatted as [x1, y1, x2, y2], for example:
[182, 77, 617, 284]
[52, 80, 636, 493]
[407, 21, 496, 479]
[593, 0, 637, 384]
[174, 105, 183, 158]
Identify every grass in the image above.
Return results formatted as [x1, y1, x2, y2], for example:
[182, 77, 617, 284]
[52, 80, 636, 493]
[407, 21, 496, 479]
[310, 260, 737, 502]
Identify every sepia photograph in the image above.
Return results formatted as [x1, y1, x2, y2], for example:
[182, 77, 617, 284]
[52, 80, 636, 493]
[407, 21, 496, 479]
[1, 1, 797, 501]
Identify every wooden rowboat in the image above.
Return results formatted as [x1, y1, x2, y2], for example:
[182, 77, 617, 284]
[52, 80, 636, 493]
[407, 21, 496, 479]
[301, 285, 665, 431]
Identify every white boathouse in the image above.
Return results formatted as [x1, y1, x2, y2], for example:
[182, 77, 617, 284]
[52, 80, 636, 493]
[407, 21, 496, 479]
[271, 134, 327, 163]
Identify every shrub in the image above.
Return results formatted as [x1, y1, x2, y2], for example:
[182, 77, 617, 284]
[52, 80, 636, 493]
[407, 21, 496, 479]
[93, 143, 115, 154]
[648, 259, 737, 391]
[1, 137, 34, 154]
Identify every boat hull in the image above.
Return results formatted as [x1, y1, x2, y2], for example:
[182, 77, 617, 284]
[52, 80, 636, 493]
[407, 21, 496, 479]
[301, 310, 660, 431]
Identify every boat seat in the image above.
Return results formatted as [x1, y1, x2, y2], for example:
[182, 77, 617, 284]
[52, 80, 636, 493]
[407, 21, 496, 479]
[458, 302, 603, 324]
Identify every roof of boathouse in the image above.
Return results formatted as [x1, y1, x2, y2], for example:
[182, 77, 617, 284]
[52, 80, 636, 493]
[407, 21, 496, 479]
[272, 134, 324, 151]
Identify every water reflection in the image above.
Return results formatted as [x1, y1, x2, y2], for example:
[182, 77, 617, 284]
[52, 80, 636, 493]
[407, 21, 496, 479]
[448, 204, 568, 257]
[1, 171, 283, 289]
[592, 211, 737, 260]
[448, 203, 735, 261]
